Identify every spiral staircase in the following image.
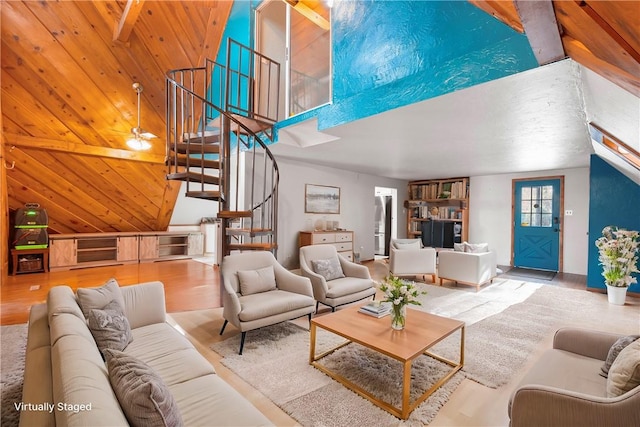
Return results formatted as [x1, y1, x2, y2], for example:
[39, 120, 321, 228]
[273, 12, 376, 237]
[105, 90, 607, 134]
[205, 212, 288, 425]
[165, 39, 281, 259]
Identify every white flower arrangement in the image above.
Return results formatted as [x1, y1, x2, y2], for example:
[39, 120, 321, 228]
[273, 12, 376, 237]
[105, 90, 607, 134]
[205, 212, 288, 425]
[378, 274, 426, 328]
[595, 226, 640, 288]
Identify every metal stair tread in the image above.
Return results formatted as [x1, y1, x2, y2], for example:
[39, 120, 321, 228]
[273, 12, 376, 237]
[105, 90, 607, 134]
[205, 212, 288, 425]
[166, 172, 219, 185]
[182, 130, 221, 144]
[226, 228, 273, 237]
[175, 156, 220, 169]
[218, 210, 252, 218]
[184, 190, 221, 200]
[171, 143, 220, 154]
[227, 242, 278, 251]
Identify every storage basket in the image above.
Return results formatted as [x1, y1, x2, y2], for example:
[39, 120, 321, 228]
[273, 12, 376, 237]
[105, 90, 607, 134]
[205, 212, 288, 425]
[19, 257, 42, 272]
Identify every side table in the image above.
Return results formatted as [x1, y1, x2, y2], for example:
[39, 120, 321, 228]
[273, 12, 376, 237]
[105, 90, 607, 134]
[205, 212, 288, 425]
[11, 248, 49, 275]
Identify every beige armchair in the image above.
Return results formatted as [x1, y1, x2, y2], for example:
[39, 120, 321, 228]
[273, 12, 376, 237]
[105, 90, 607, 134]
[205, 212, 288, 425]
[509, 328, 640, 427]
[389, 238, 437, 283]
[299, 244, 376, 313]
[219, 251, 315, 354]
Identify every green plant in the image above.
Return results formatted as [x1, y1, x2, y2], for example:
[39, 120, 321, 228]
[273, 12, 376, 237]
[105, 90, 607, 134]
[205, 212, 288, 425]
[595, 226, 640, 287]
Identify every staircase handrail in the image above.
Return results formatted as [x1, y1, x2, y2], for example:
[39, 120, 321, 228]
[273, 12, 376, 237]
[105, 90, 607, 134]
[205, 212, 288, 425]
[165, 67, 280, 213]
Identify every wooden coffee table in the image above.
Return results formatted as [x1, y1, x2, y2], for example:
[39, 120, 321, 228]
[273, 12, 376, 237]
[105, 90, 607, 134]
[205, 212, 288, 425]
[309, 305, 464, 420]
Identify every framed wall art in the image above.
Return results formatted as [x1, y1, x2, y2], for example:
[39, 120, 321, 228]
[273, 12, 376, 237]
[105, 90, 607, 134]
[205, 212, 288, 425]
[305, 184, 340, 214]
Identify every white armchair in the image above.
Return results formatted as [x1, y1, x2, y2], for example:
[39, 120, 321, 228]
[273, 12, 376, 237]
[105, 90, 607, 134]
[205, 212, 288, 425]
[219, 251, 316, 354]
[438, 245, 497, 291]
[299, 244, 376, 313]
[389, 238, 437, 283]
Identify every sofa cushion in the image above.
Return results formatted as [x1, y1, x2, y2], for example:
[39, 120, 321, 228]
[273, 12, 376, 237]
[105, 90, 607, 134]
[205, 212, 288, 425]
[104, 349, 183, 427]
[237, 266, 277, 295]
[47, 285, 85, 323]
[607, 339, 640, 397]
[168, 374, 272, 427]
[238, 290, 314, 322]
[77, 278, 126, 319]
[126, 323, 216, 386]
[311, 256, 345, 281]
[601, 334, 640, 378]
[87, 300, 133, 355]
[326, 277, 374, 299]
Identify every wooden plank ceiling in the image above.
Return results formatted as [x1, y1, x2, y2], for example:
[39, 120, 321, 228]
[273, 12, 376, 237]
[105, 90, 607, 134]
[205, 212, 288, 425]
[471, 0, 640, 96]
[1, 0, 232, 234]
[1, 0, 639, 237]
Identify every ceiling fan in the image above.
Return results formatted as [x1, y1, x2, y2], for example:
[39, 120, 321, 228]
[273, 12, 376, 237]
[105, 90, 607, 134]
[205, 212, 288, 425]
[126, 82, 156, 151]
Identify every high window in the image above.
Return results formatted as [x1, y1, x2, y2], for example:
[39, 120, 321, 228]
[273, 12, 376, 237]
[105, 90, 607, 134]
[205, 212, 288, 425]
[256, 0, 331, 119]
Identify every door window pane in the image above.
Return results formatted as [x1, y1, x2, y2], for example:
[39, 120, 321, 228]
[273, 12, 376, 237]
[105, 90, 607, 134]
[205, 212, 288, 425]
[520, 184, 553, 228]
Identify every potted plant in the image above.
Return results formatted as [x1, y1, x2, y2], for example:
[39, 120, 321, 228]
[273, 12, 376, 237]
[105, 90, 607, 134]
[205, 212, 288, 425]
[595, 226, 640, 305]
[378, 274, 426, 329]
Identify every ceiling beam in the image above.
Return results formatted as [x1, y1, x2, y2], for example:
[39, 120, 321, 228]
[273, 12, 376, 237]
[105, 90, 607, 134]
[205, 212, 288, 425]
[575, 0, 640, 64]
[3, 134, 165, 164]
[514, 0, 565, 65]
[113, 0, 146, 42]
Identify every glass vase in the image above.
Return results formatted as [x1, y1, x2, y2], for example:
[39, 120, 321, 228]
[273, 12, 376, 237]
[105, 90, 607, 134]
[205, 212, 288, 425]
[391, 304, 407, 330]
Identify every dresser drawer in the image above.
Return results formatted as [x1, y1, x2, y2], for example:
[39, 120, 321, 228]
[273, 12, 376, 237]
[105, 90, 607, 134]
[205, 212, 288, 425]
[311, 233, 336, 244]
[335, 232, 352, 242]
[333, 242, 353, 252]
[340, 251, 354, 261]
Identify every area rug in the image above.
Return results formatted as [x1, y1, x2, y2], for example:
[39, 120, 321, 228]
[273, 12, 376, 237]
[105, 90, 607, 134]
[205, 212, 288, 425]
[211, 282, 615, 426]
[505, 267, 556, 281]
[212, 322, 465, 426]
[1, 324, 28, 427]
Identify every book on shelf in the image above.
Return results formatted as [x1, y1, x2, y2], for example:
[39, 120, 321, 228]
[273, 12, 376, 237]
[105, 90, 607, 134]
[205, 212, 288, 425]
[358, 301, 392, 318]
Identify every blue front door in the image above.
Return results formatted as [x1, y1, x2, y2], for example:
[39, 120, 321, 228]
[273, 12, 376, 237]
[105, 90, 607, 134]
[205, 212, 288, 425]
[513, 179, 561, 271]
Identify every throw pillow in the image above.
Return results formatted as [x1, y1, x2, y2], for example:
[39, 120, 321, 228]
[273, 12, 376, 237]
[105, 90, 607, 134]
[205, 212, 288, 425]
[237, 265, 277, 295]
[77, 278, 126, 320]
[394, 241, 421, 250]
[606, 338, 640, 397]
[601, 335, 640, 378]
[104, 349, 183, 427]
[465, 243, 489, 253]
[311, 256, 345, 281]
[87, 300, 133, 355]
[453, 243, 466, 252]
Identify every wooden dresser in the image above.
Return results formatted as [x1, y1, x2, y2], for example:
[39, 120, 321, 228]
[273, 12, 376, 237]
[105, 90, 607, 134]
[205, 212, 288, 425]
[299, 230, 354, 261]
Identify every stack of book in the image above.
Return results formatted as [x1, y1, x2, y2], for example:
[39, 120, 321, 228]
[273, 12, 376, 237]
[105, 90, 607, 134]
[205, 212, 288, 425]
[358, 301, 392, 318]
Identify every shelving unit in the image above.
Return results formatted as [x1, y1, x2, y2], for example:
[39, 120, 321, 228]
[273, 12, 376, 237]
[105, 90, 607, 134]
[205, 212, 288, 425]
[406, 177, 469, 248]
[49, 232, 203, 271]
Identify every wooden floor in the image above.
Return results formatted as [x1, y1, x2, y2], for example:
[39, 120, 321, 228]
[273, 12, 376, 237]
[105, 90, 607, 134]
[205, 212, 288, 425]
[1, 258, 220, 325]
[2, 258, 637, 426]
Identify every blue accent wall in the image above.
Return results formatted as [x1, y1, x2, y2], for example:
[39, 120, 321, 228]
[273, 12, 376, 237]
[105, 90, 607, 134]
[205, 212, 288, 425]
[279, 0, 537, 131]
[587, 155, 640, 292]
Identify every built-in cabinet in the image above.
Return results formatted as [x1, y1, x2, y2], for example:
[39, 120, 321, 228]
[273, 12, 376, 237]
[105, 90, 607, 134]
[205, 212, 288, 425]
[405, 177, 469, 248]
[49, 232, 203, 271]
[299, 230, 354, 261]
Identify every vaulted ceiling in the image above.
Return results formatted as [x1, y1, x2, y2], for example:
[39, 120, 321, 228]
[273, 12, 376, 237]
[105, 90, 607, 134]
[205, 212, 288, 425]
[1, 0, 639, 239]
[1, 0, 232, 234]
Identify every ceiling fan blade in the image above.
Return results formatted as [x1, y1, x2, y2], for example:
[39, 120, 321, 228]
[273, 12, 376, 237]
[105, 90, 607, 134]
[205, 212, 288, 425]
[140, 131, 157, 139]
[285, 0, 330, 31]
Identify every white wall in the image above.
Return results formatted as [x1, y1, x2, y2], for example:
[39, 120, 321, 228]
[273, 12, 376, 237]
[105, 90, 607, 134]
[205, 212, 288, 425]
[169, 181, 219, 225]
[275, 156, 407, 268]
[470, 167, 590, 274]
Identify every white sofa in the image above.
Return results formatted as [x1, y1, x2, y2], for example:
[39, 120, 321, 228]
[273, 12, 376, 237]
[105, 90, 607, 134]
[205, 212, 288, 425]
[389, 238, 437, 283]
[20, 281, 272, 427]
[438, 245, 497, 291]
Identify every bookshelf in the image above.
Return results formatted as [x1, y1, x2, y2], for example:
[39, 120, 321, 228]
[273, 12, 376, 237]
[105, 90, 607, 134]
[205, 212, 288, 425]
[405, 177, 469, 247]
